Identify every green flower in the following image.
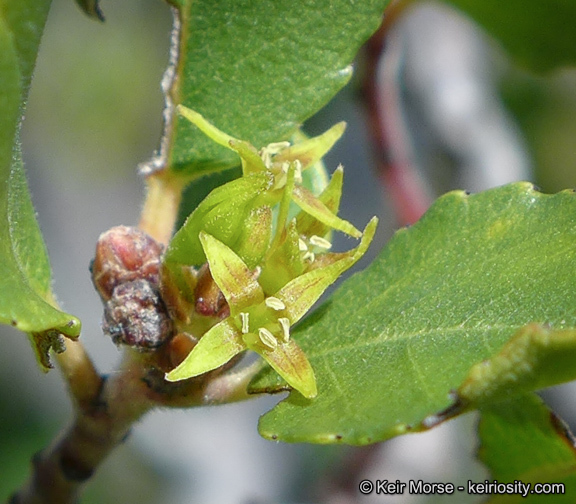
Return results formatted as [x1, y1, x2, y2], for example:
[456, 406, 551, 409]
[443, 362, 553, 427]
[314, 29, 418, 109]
[162, 107, 379, 397]
[166, 107, 360, 269]
[165, 219, 377, 398]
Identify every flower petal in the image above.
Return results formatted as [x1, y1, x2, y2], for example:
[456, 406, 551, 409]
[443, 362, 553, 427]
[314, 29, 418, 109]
[274, 122, 346, 171]
[259, 220, 305, 294]
[229, 139, 267, 175]
[200, 232, 264, 314]
[177, 105, 238, 150]
[165, 172, 271, 267]
[276, 217, 378, 324]
[234, 206, 273, 269]
[165, 318, 244, 381]
[292, 185, 361, 238]
[252, 338, 317, 398]
[268, 162, 297, 252]
[296, 165, 344, 238]
[177, 105, 270, 176]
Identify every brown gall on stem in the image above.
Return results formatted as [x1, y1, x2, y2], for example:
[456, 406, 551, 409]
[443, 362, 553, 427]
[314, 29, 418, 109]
[91, 226, 174, 351]
[102, 280, 173, 350]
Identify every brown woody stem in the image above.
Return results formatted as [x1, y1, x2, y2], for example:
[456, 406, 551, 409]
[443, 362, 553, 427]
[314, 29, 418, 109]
[55, 339, 103, 412]
[11, 351, 151, 504]
[360, 7, 433, 226]
[10, 348, 261, 504]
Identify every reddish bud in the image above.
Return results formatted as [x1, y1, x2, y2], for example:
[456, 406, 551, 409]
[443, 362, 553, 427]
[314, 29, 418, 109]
[194, 264, 229, 318]
[91, 226, 163, 301]
[167, 332, 198, 368]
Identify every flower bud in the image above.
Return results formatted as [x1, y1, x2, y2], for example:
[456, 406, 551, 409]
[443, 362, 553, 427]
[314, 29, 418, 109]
[91, 226, 163, 301]
[194, 264, 229, 318]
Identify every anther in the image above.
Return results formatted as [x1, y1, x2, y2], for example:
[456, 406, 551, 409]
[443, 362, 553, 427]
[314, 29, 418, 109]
[265, 297, 286, 311]
[278, 318, 290, 342]
[258, 327, 278, 350]
[303, 251, 315, 262]
[293, 159, 303, 183]
[265, 141, 291, 154]
[240, 312, 250, 334]
[309, 235, 332, 250]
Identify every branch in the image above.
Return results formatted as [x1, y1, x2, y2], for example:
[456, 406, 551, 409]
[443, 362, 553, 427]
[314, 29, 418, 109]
[10, 344, 263, 504]
[54, 339, 102, 412]
[138, 172, 187, 246]
[11, 351, 149, 504]
[360, 5, 432, 226]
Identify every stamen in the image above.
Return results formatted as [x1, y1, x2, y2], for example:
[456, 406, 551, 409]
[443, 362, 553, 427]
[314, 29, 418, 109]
[298, 238, 308, 252]
[293, 159, 303, 183]
[265, 141, 291, 154]
[260, 142, 291, 169]
[240, 312, 250, 334]
[278, 318, 290, 342]
[260, 149, 272, 169]
[258, 327, 277, 350]
[309, 235, 332, 250]
[265, 297, 286, 311]
[303, 251, 315, 262]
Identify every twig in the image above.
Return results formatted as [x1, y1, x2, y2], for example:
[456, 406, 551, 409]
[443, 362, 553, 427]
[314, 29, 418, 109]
[10, 345, 262, 504]
[317, 445, 381, 504]
[138, 172, 187, 246]
[193, 360, 264, 406]
[54, 339, 103, 413]
[11, 351, 149, 504]
[360, 2, 432, 226]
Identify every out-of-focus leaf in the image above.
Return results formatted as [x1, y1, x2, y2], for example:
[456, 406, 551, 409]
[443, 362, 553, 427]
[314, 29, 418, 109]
[478, 394, 576, 503]
[252, 183, 576, 444]
[443, 0, 576, 72]
[452, 325, 576, 409]
[74, 0, 105, 21]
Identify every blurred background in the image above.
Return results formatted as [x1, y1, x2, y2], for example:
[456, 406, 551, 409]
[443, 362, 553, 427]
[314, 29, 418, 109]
[2, 0, 576, 502]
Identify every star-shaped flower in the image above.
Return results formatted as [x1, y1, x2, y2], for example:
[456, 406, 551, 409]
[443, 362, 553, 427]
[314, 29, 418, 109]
[169, 106, 361, 269]
[165, 219, 377, 398]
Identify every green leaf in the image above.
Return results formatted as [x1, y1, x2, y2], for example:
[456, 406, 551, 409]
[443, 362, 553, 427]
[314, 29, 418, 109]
[454, 325, 576, 408]
[0, 0, 52, 95]
[0, 0, 81, 368]
[166, 0, 389, 176]
[443, 0, 576, 72]
[253, 183, 576, 444]
[478, 394, 576, 503]
[74, 0, 105, 21]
